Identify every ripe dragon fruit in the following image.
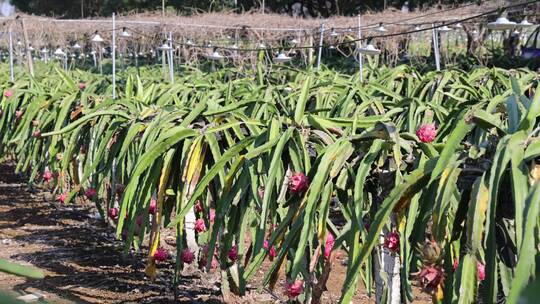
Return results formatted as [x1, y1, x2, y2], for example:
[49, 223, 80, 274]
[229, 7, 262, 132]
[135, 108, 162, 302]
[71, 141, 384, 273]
[324, 233, 335, 259]
[263, 239, 277, 259]
[289, 172, 309, 193]
[43, 168, 53, 183]
[228, 245, 238, 262]
[149, 197, 157, 215]
[418, 265, 445, 293]
[56, 192, 68, 204]
[284, 279, 304, 299]
[181, 249, 195, 264]
[195, 219, 206, 233]
[383, 231, 400, 253]
[85, 188, 97, 199]
[108, 207, 119, 220]
[416, 124, 437, 143]
[153, 247, 168, 262]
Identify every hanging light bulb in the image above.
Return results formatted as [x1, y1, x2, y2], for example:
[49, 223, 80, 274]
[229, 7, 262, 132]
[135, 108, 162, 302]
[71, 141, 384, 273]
[27, 44, 34, 52]
[120, 27, 131, 38]
[414, 25, 421, 31]
[274, 52, 292, 63]
[186, 39, 194, 46]
[158, 42, 173, 51]
[16, 39, 22, 46]
[329, 45, 335, 49]
[438, 25, 452, 33]
[374, 23, 387, 33]
[258, 42, 266, 49]
[92, 31, 104, 43]
[54, 47, 65, 56]
[487, 17, 516, 30]
[290, 38, 298, 44]
[231, 44, 238, 50]
[330, 28, 339, 37]
[72, 43, 82, 50]
[206, 50, 224, 60]
[358, 44, 381, 55]
[454, 23, 463, 29]
[40, 48, 48, 54]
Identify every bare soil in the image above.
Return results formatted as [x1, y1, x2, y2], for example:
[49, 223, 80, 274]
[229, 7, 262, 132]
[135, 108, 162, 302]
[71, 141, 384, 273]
[0, 161, 429, 303]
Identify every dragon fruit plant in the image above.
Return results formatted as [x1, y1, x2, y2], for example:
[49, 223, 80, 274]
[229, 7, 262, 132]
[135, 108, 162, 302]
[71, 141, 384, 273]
[0, 64, 539, 304]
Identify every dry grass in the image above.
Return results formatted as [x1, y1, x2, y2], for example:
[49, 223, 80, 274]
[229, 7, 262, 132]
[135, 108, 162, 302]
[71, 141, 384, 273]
[0, 0, 529, 65]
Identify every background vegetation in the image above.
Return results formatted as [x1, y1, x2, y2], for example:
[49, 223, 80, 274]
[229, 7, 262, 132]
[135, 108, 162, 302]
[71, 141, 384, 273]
[10, 0, 478, 18]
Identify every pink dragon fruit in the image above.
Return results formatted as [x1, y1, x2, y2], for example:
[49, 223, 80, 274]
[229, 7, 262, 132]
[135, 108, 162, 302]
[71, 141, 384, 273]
[263, 239, 277, 259]
[153, 247, 168, 262]
[149, 197, 157, 215]
[56, 192, 68, 204]
[289, 172, 309, 193]
[416, 124, 437, 143]
[194, 201, 203, 213]
[108, 207, 119, 220]
[418, 265, 445, 293]
[284, 279, 304, 299]
[209, 209, 216, 223]
[85, 188, 97, 199]
[43, 168, 53, 183]
[383, 231, 400, 253]
[477, 261, 485, 281]
[194, 219, 206, 233]
[181, 249, 195, 264]
[33, 129, 41, 138]
[324, 233, 335, 259]
[228, 245, 238, 262]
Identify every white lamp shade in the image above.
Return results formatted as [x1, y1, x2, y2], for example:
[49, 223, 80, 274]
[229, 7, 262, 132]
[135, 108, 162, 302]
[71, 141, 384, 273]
[54, 48, 65, 56]
[274, 52, 292, 63]
[358, 44, 381, 55]
[487, 17, 516, 30]
[206, 51, 224, 60]
[158, 43, 172, 51]
[72, 43, 82, 49]
[374, 25, 387, 33]
[438, 26, 452, 33]
[92, 34, 104, 43]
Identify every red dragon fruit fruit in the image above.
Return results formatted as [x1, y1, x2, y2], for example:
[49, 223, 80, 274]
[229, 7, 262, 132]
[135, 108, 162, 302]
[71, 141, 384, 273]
[416, 124, 437, 143]
[289, 172, 309, 193]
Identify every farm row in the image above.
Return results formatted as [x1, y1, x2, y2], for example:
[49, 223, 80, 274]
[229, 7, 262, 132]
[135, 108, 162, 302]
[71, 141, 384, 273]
[1, 64, 539, 303]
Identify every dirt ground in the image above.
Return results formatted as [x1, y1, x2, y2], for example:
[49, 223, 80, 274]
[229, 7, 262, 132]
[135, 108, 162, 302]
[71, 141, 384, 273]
[0, 161, 429, 303]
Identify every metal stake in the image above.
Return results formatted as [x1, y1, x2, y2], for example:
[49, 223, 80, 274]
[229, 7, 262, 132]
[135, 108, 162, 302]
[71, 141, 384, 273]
[316, 23, 325, 70]
[432, 24, 441, 71]
[8, 30, 14, 81]
[112, 12, 116, 99]
[358, 15, 363, 82]
[168, 31, 174, 83]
